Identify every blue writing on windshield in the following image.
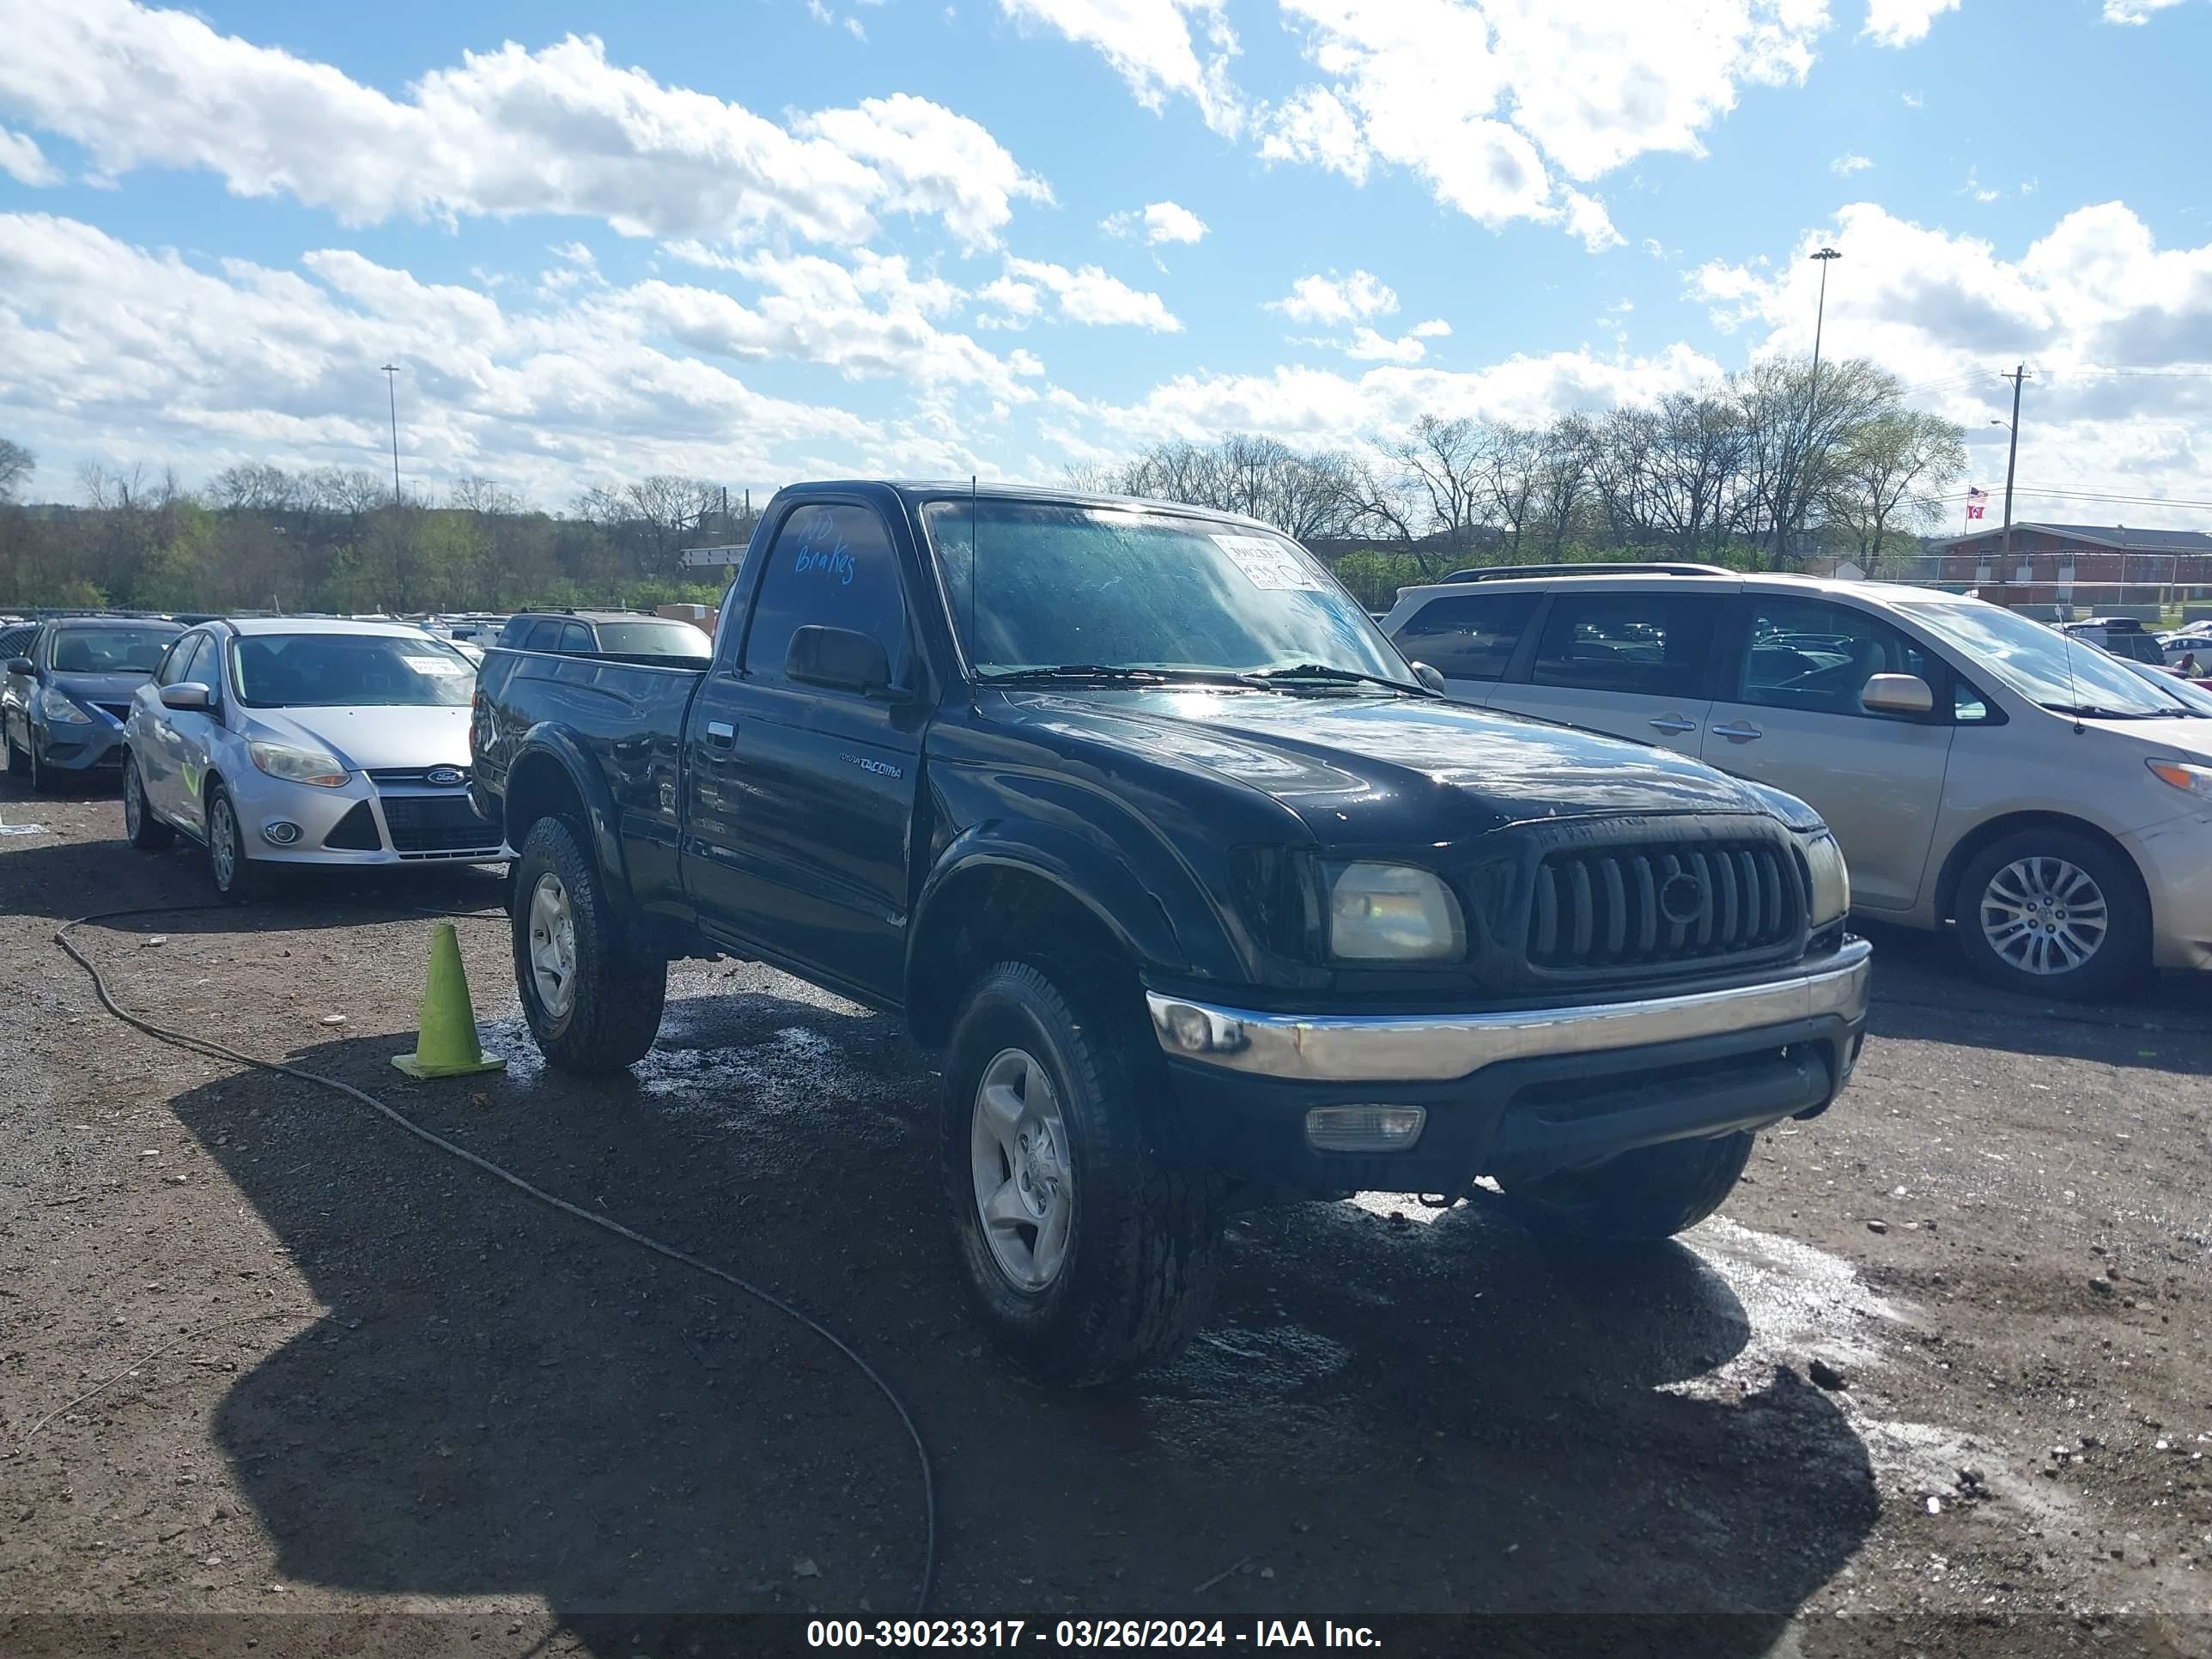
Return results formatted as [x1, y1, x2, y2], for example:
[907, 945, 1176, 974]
[793, 514, 856, 586]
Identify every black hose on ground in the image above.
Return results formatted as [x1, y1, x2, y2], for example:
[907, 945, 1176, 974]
[50, 901, 939, 1616]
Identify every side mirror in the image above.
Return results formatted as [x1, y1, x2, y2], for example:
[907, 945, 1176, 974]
[1861, 672, 1934, 716]
[4, 658, 32, 678]
[1411, 662, 1448, 695]
[785, 625, 894, 696]
[159, 681, 212, 712]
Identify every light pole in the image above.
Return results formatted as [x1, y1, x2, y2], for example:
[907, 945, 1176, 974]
[1791, 246, 1842, 562]
[379, 363, 402, 505]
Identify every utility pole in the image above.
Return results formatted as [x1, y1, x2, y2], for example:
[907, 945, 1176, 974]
[1794, 246, 1842, 565]
[379, 363, 403, 505]
[1993, 363, 2027, 606]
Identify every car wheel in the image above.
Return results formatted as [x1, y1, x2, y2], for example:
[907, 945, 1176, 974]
[941, 959, 1223, 1387]
[27, 734, 54, 795]
[510, 815, 666, 1073]
[1955, 829, 2148, 1001]
[123, 754, 174, 851]
[1497, 1130, 1755, 1243]
[4, 725, 25, 778]
[205, 782, 269, 902]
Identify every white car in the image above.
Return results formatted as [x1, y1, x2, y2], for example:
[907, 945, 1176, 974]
[2160, 630, 2212, 667]
[122, 617, 505, 899]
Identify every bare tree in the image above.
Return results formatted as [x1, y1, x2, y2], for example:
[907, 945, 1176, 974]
[0, 438, 33, 503]
[1822, 409, 1966, 574]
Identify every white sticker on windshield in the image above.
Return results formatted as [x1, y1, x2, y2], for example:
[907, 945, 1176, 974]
[402, 654, 467, 675]
[1211, 533, 1328, 592]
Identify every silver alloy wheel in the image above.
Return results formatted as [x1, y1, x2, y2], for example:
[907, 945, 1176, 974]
[1980, 855, 2108, 976]
[210, 793, 239, 890]
[123, 762, 143, 838]
[527, 872, 579, 1019]
[969, 1046, 1075, 1292]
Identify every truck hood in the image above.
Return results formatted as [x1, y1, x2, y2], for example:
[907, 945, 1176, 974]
[241, 704, 474, 773]
[986, 686, 1784, 847]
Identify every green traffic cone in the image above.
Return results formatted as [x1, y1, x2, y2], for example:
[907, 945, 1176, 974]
[391, 921, 507, 1079]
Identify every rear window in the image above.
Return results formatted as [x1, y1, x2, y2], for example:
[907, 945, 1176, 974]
[1528, 592, 1718, 699]
[594, 621, 711, 656]
[1391, 593, 1538, 682]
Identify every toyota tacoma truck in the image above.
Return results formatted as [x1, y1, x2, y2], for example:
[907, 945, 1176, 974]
[471, 482, 1870, 1385]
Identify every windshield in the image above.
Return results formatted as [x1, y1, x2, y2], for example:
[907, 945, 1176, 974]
[921, 500, 1406, 684]
[51, 626, 179, 674]
[1894, 598, 2198, 718]
[595, 621, 711, 657]
[229, 633, 477, 708]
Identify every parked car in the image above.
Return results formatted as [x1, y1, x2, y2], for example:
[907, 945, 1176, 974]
[492, 610, 710, 658]
[2159, 629, 2212, 668]
[2059, 617, 2166, 667]
[122, 618, 504, 899]
[3, 617, 184, 792]
[474, 482, 1869, 1384]
[0, 623, 36, 666]
[1382, 568, 2212, 999]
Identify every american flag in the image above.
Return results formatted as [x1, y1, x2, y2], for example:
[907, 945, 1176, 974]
[1965, 485, 1989, 521]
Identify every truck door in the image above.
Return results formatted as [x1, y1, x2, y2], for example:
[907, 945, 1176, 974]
[683, 500, 926, 1005]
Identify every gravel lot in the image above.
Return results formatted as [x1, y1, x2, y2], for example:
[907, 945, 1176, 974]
[3, 771, 2210, 1657]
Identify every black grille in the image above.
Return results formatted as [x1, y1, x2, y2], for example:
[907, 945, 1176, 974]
[323, 801, 381, 851]
[1528, 840, 1800, 974]
[368, 766, 470, 787]
[379, 792, 500, 855]
[94, 702, 133, 724]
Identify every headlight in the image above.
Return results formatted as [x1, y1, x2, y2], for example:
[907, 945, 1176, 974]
[39, 687, 91, 724]
[1800, 831, 1850, 927]
[2148, 758, 2212, 802]
[248, 741, 350, 788]
[1323, 861, 1465, 961]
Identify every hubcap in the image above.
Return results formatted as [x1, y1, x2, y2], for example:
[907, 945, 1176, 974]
[1981, 855, 2108, 976]
[969, 1047, 1074, 1292]
[210, 796, 238, 888]
[527, 872, 579, 1019]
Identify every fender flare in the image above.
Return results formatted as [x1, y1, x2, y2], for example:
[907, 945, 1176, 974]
[505, 724, 634, 898]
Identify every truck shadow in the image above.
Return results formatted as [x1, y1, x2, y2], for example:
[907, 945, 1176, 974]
[164, 980, 1878, 1653]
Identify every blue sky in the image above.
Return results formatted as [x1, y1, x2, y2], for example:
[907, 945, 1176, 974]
[3, 0, 2209, 525]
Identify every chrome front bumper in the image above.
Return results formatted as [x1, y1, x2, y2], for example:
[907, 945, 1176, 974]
[1147, 938, 1873, 1084]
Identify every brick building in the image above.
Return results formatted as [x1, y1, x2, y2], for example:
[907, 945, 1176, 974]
[1929, 522, 2212, 614]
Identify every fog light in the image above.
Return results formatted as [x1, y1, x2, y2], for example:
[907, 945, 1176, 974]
[1304, 1105, 1426, 1153]
[261, 820, 302, 846]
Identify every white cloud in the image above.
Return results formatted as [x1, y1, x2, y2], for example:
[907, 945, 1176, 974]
[1862, 0, 1960, 48]
[1267, 269, 1399, 325]
[1343, 325, 1443, 364]
[1102, 199, 1209, 245]
[980, 259, 1183, 331]
[1680, 200, 2212, 519]
[1901, 89, 1924, 107]
[1832, 152, 1874, 175]
[2102, 0, 2185, 21]
[549, 241, 597, 269]
[1963, 167, 2002, 204]
[0, 0, 1048, 251]
[996, 0, 1243, 132]
[0, 127, 61, 186]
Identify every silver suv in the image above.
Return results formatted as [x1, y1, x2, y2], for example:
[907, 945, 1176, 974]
[1381, 565, 2212, 998]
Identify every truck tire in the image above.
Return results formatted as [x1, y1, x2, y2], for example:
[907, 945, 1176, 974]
[511, 815, 666, 1074]
[1954, 828, 2148, 1001]
[942, 960, 1223, 1388]
[1498, 1130, 1753, 1243]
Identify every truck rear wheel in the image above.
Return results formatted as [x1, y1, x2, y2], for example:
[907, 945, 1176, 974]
[512, 816, 666, 1074]
[1497, 1130, 1754, 1243]
[942, 960, 1222, 1387]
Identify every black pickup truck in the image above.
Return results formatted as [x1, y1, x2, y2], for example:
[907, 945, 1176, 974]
[472, 481, 1870, 1384]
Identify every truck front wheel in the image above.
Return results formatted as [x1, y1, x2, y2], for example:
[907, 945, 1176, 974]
[942, 960, 1223, 1387]
[512, 816, 667, 1074]
[1496, 1130, 1754, 1243]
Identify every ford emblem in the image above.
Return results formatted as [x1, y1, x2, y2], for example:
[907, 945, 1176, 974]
[426, 766, 465, 787]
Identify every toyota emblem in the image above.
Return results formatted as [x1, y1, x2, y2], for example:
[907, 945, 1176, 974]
[426, 766, 465, 787]
[1659, 872, 1705, 926]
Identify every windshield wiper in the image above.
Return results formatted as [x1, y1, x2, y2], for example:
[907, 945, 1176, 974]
[977, 664, 1259, 688]
[2037, 702, 2181, 720]
[1250, 663, 1438, 697]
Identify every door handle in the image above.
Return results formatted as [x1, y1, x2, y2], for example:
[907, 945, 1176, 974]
[703, 720, 734, 744]
[1647, 716, 1698, 735]
[1710, 721, 1763, 743]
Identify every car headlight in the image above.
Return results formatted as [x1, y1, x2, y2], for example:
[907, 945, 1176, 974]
[1323, 861, 1465, 962]
[2148, 758, 2212, 802]
[1800, 831, 1850, 927]
[248, 741, 350, 788]
[39, 687, 91, 724]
